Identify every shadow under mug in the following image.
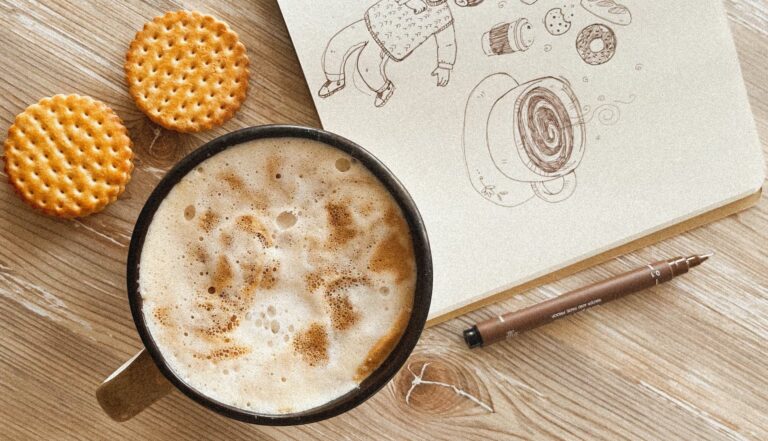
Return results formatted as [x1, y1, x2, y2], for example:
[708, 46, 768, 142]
[96, 125, 433, 425]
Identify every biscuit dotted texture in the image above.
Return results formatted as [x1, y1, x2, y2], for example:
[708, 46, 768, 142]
[125, 10, 250, 133]
[3, 95, 134, 218]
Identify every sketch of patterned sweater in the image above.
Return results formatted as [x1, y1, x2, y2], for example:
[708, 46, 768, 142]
[319, 0, 459, 107]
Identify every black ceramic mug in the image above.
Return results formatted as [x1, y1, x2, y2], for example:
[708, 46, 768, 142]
[96, 125, 433, 424]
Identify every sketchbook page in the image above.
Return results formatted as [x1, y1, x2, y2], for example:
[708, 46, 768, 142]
[278, 0, 765, 319]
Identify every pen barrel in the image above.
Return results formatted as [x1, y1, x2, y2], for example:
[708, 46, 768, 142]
[477, 259, 687, 345]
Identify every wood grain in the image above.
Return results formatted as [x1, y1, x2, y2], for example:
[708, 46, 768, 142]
[1, 0, 766, 439]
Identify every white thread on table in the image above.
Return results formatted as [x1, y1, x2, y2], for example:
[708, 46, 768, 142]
[489, 367, 545, 398]
[147, 127, 161, 154]
[404, 363, 494, 413]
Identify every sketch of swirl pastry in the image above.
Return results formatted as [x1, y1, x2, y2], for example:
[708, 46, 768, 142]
[518, 87, 575, 173]
[463, 74, 586, 207]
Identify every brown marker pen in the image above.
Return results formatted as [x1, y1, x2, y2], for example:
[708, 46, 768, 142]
[463, 254, 712, 348]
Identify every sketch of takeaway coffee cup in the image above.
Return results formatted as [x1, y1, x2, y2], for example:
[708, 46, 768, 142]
[463, 73, 585, 207]
[482, 19, 535, 56]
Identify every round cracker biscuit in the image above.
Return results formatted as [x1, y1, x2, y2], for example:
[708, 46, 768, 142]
[125, 10, 250, 133]
[3, 94, 134, 218]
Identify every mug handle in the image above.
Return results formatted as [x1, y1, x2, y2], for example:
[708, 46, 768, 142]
[531, 171, 577, 203]
[96, 350, 173, 421]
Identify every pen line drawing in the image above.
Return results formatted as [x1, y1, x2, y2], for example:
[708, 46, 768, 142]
[581, 0, 632, 26]
[579, 93, 636, 126]
[576, 23, 616, 65]
[318, 0, 474, 108]
[544, 6, 575, 36]
[612, 94, 637, 106]
[463, 73, 586, 207]
[482, 18, 534, 56]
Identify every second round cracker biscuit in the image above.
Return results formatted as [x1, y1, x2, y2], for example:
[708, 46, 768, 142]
[125, 10, 250, 133]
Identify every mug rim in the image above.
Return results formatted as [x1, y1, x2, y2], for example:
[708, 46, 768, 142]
[126, 125, 433, 425]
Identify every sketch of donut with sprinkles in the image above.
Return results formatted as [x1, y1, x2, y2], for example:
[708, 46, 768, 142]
[576, 24, 616, 65]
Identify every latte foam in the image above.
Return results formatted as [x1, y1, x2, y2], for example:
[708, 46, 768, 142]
[139, 137, 416, 414]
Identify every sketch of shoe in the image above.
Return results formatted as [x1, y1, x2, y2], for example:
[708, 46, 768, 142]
[374, 81, 395, 107]
[318, 80, 346, 98]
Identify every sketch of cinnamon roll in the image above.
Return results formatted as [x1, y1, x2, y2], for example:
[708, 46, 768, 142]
[463, 74, 585, 207]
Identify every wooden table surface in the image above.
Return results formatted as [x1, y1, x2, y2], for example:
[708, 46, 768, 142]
[1, 1, 766, 439]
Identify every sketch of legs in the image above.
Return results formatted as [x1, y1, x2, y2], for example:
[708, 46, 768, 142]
[319, 19, 395, 106]
[319, 20, 370, 98]
[356, 45, 394, 107]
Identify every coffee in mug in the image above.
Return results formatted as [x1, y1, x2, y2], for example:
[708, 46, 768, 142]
[138, 137, 417, 414]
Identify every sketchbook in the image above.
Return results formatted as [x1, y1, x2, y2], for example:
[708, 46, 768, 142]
[277, 0, 765, 324]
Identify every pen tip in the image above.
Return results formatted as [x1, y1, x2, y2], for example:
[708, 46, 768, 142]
[699, 252, 715, 260]
[686, 252, 713, 268]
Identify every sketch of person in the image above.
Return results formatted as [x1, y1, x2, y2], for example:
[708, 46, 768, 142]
[319, 0, 471, 107]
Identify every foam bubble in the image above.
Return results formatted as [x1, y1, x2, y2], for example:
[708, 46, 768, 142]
[184, 205, 196, 220]
[276, 211, 297, 229]
[335, 158, 351, 172]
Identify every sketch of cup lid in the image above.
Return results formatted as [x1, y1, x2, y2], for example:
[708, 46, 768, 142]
[512, 18, 535, 51]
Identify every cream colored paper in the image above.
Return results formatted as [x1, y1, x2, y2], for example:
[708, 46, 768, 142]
[277, 0, 764, 320]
